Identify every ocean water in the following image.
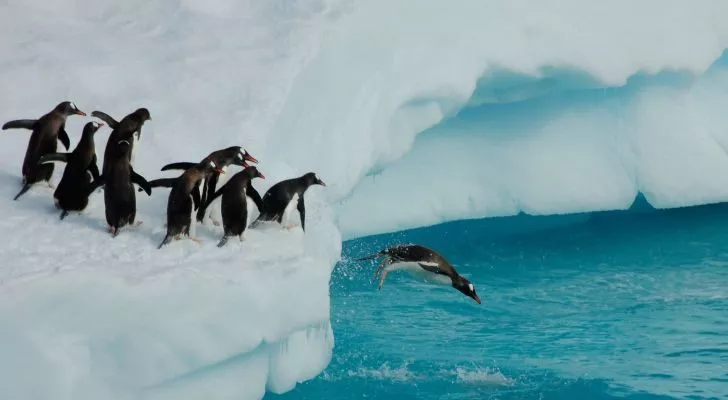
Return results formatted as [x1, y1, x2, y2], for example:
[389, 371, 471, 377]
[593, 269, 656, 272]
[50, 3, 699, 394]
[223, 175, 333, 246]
[270, 200, 728, 399]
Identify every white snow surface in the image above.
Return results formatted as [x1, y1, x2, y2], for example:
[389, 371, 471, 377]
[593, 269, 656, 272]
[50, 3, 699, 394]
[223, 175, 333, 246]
[2, 0, 728, 398]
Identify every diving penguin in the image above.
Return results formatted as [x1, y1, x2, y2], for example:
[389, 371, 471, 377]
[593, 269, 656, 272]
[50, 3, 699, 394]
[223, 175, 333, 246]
[355, 244, 481, 304]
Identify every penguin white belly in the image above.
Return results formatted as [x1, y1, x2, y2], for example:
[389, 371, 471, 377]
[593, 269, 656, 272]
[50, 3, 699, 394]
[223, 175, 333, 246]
[189, 193, 197, 236]
[385, 262, 452, 285]
[130, 131, 140, 164]
[281, 193, 300, 227]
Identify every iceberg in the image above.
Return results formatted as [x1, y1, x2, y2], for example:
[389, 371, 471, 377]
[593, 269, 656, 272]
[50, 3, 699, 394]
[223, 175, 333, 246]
[1, 0, 728, 398]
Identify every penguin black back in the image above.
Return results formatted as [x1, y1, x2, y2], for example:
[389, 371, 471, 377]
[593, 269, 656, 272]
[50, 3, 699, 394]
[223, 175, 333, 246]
[203, 166, 266, 247]
[356, 244, 481, 304]
[2, 101, 86, 200]
[159, 146, 261, 224]
[95, 107, 151, 176]
[89, 139, 152, 236]
[38, 121, 104, 219]
[158, 159, 224, 248]
[252, 172, 325, 231]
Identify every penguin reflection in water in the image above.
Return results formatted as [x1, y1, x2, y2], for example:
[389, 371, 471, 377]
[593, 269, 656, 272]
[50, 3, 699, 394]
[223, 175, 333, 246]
[355, 244, 481, 304]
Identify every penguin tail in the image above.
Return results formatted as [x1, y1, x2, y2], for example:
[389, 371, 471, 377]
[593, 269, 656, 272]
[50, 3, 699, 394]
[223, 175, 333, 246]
[217, 235, 230, 248]
[353, 250, 387, 262]
[13, 183, 31, 201]
[158, 234, 172, 249]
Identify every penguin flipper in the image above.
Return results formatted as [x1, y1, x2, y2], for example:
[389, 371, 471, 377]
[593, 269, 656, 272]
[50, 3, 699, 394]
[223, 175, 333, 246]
[296, 196, 306, 232]
[146, 178, 178, 189]
[91, 111, 119, 129]
[130, 168, 152, 196]
[192, 187, 201, 210]
[58, 125, 71, 150]
[417, 262, 447, 276]
[196, 173, 219, 220]
[87, 175, 105, 196]
[38, 153, 70, 165]
[247, 182, 264, 211]
[2, 119, 36, 130]
[88, 156, 101, 181]
[160, 162, 195, 171]
[202, 182, 228, 212]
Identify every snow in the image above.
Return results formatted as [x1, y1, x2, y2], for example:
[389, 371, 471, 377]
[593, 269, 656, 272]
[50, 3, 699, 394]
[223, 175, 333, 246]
[2, 0, 728, 397]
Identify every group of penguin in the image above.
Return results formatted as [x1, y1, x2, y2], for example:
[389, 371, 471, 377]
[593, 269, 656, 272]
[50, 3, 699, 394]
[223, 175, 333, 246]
[1, 101, 326, 249]
[2, 101, 481, 304]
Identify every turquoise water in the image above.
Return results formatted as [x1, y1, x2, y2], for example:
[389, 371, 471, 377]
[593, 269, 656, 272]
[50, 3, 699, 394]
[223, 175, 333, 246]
[271, 201, 728, 399]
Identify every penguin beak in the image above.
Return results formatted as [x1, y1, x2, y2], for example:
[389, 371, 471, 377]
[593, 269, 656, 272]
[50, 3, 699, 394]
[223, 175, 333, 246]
[470, 293, 481, 304]
[317, 179, 326, 187]
[215, 168, 225, 174]
[257, 172, 266, 179]
[244, 154, 258, 164]
[75, 110, 87, 116]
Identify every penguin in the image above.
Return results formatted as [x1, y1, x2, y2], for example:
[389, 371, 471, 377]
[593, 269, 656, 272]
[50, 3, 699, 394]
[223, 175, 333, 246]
[355, 244, 481, 304]
[37, 121, 105, 220]
[250, 172, 325, 232]
[201, 166, 266, 247]
[92, 107, 151, 175]
[2, 101, 87, 200]
[87, 139, 152, 237]
[157, 159, 225, 249]
[157, 146, 262, 225]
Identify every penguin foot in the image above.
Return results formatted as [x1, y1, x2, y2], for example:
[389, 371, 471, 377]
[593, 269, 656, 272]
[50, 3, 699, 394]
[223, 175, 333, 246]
[133, 221, 143, 227]
[189, 236, 203, 244]
[378, 271, 389, 290]
[109, 227, 118, 237]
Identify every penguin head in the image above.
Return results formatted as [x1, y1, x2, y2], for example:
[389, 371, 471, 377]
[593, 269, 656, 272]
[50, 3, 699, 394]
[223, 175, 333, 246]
[133, 108, 152, 122]
[303, 172, 326, 187]
[452, 275, 481, 304]
[83, 121, 105, 136]
[244, 166, 265, 180]
[56, 101, 87, 117]
[235, 148, 258, 167]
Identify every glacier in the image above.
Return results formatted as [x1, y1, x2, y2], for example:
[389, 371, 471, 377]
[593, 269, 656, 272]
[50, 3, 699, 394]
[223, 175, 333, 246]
[1, 0, 728, 398]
